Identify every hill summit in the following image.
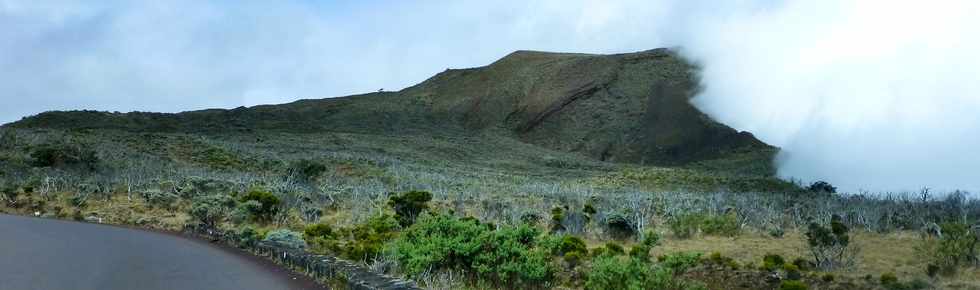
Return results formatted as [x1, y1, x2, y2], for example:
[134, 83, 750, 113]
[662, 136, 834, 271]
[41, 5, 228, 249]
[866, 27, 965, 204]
[7, 48, 769, 166]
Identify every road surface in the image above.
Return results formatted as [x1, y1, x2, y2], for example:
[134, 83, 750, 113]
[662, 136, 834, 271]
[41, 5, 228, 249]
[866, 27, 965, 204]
[0, 214, 327, 290]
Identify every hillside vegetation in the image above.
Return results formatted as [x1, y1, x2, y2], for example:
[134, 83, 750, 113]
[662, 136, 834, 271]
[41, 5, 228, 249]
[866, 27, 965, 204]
[2, 49, 979, 289]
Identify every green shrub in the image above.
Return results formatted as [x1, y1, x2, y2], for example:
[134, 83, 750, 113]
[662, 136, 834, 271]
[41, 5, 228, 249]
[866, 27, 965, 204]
[564, 251, 586, 268]
[239, 189, 281, 222]
[30, 143, 98, 170]
[641, 230, 662, 247]
[700, 212, 740, 237]
[585, 254, 704, 290]
[926, 263, 940, 278]
[551, 206, 565, 232]
[880, 272, 898, 285]
[389, 213, 488, 275]
[670, 214, 703, 239]
[879, 273, 930, 290]
[762, 254, 786, 271]
[263, 229, 306, 250]
[69, 208, 82, 221]
[558, 235, 588, 256]
[304, 223, 339, 254]
[0, 129, 15, 149]
[791, 257, 812, 271]
[388, 190, 432, 227]
[236, 225, 263, 248]
[583, 202, 597, 216]
[670, 213, 741, 239]
[659, 252, 702, 274]
[779, 280, 808, 290]
[69, 194, 87, 208]
[520, 212, 541, 225]
[231, 200, 263, 223]
[783, 263, 802, 280]
[388, 214, 555, 287]
[345, 214, 399, 261]
[585, 255, 669, 290]
[629, 245, 651, 261]
[144, 190, 178, 209]
[807, 181, 837, 194]
[805, 215, 857, 270]
[289, 159, 327, 181]
[196, 147, 242, 170]
[190, 194, 235, 228]
[604, 242, 625, 256]
[769, 227, 786, 238]
[472, 224, 554, 286]
[821, 273, 835, 282]
[923, 222, 978, 276]
[706, 252, 739, 269]
[304, 223, 335, 239]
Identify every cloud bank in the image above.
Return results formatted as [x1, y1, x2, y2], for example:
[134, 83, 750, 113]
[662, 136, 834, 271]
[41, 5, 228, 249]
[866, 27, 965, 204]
[2, 0, 978, 192]
[679, 0, 980, 193]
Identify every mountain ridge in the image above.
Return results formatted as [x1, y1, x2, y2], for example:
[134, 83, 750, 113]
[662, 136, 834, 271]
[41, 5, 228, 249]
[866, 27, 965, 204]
[6, 48, 770, 166]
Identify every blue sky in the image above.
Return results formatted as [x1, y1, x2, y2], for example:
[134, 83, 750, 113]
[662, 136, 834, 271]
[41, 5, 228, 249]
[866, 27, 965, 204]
[2, 0, 980, 193]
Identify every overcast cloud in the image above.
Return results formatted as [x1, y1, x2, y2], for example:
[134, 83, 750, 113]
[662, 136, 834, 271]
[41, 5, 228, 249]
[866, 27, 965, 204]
[1, 0, 978, 193]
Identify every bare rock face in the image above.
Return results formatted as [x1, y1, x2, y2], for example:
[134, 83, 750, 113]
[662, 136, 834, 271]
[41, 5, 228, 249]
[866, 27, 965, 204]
[7, 48, 770, 166]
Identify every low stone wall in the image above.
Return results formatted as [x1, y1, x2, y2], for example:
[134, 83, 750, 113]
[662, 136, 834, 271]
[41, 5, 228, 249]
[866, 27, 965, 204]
[183, 225, 420, 290]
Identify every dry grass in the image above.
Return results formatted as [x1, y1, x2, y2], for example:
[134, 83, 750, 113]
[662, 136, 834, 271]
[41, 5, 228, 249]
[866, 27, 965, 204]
[658, 230, 980, 288]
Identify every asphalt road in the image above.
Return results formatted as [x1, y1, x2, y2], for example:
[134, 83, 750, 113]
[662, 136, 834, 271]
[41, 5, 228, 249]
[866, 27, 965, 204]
[0, 214, 328, 290]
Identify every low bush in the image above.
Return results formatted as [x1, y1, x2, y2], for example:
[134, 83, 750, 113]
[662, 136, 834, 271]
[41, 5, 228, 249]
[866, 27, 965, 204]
[551, 206, 565, 232]
[263, 229, 306, 250]
[586, 253, 705, 290]
[706, 252, 739, 269]
[289, 159, 327, 181]
[239, 189, 281, 222]
[144, 190, 178, 209]
[807, 181, 837, 194]
[921, 222, 978, 276]
[303, 223, 338, 253]
[30, 143, 99, 170]
[236, 225, 263, 248]
[231, 200, 263, 223]
[658, 252, 702, 274]
[190, 194, 235, 228]
[0, 129, 15, 149]
[880, 273, 930, 290]
[345, 213, 400, 261]
[388, 213, 555, 287]
[668, 214, 698, 238]
[558, 235, 588, 256]
[388, 190, 432, 227]
[805, 215, 858, 270]
[926, 263, 940, 278]
[762, 254, 786, 271]
[780, 280, 808, 290]
[700, 212, 740, 237]
[791, 257, 812, 271]
[783, 263, 802, 280]
[603, 242, 625, 256]
[880, 272, 898, 285]
[670, 213, 740, 239]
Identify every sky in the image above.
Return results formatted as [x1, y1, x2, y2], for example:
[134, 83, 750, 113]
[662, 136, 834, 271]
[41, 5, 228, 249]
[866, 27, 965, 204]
[2, 0, 979, 193]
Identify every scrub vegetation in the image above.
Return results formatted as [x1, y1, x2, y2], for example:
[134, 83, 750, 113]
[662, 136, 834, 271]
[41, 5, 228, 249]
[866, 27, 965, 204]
[1, 49, 979, 289]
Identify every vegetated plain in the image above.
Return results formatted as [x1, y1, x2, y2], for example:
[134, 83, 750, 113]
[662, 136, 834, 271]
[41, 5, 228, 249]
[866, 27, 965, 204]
[0, 49, 978, 289]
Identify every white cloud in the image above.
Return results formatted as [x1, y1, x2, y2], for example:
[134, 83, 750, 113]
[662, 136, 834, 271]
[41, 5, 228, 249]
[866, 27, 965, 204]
[681, 0, 980, 192]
